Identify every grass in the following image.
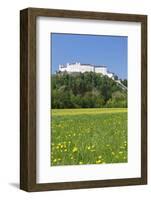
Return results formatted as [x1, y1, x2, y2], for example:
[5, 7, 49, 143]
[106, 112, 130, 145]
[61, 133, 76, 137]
[51, 108, 127, 166]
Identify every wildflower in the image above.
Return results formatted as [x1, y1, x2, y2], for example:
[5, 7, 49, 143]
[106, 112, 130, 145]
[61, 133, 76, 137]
[72, 147, 78, 153]
[79, 161, 83, 165]
[87, 146, 91, 150]
[96, 160, 102, 164]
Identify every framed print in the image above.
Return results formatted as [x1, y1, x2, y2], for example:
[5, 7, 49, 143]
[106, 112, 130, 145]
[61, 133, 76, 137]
[20, 8, 147, 192]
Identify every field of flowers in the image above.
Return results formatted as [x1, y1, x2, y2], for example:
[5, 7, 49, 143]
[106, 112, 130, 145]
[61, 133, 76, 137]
[51, 108, 127, 166]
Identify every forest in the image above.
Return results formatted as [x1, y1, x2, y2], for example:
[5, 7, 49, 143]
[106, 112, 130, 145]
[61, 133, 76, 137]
[51, 72, 127, 109]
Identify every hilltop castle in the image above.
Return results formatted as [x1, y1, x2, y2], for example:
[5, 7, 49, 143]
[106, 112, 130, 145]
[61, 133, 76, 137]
[59, 62, 114, 79]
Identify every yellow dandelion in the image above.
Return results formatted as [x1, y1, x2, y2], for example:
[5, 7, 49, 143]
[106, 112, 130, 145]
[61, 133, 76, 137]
[87, 146, 91, 150]
[72, 147, 78, 153]
[96, 160, 102, 164]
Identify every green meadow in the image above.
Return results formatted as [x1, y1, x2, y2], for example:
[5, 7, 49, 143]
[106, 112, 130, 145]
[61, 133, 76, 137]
[51, 108, 127, 166]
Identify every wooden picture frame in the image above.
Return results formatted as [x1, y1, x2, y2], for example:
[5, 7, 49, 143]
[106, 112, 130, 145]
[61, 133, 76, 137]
[20, 7, 147, 192]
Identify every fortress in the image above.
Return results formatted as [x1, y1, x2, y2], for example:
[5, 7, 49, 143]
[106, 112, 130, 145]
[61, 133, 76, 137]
[58, 62, 127, 91]
[59, 62, 114, 79]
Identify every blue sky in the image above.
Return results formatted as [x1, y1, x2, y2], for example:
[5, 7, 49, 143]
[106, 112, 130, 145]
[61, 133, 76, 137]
[51, 33, 127, 79]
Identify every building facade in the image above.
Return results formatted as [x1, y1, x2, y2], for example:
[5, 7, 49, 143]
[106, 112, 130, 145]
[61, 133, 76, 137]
[59, 62, 114, 79]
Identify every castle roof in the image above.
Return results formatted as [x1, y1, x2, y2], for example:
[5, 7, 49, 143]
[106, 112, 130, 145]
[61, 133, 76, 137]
[62, 62, 107, 68]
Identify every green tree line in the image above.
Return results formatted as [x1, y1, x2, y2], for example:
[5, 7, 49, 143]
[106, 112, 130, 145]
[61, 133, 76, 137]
[51, 72, 127, 109]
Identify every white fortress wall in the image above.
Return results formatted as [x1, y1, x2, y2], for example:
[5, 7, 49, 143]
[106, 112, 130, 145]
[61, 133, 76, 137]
[59, 64, 66, 72]
[80, 64, 94, 73]
[58, 62, 114, 79]
[94, 67, 107, 75]
[107, 72, 114, 78]
[69, 63, 93, 73]
[59, 62, 94, 73]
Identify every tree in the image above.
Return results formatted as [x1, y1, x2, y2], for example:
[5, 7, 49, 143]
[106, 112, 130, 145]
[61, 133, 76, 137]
[121, 79, 127, 87]
[113, 75, 118, 80]
[51, 72, 127, 108]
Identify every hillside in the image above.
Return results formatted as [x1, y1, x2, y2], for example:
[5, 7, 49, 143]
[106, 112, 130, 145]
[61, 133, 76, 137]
[51, 72, 127, 109]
